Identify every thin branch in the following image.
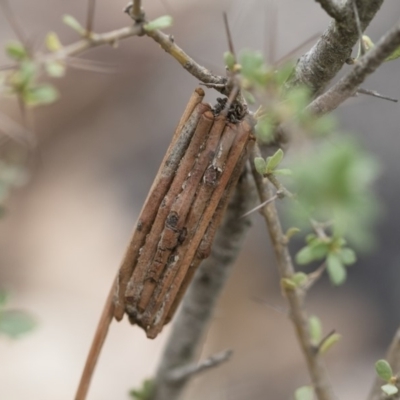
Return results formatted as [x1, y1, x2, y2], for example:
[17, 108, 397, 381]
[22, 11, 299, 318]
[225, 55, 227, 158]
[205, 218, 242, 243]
[74, 278, 116, 400]
[315, 0, 344, 21]
[144, 28, 227, 94]
[132, 0, 144, 22]
[250, 144, 335, 400]
[223, 12, 236, 60]
[368, 328, 400, 400]
[240, 195, 277, 218]
[150, 169, 257, 400]
[167, 350, 233, 382]
[357, 87, 398, 103]
[308, 20, 400, 115]
[352, 0, 366, 55]
[287, 0, 384, 94]
[86, 0, 96, 35]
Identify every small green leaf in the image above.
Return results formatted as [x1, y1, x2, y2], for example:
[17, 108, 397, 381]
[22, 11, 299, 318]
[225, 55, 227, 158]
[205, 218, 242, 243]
[242, 89, 255, 104]
[309, 316, 322, 345]
[296, 242, 329, 265]
[274, 168, 293, 176]
[381, 384, 398, 396]
[326, 254, 346, 285]
[224, 51, 235, 71]
[5, 41, 28, 61]
[130, 379, 154, 400]
[292, 272, 308, 286]
[45, 61, 66, 78]
[45, 32, 62, 52]
[23, 84, 59, 106]
[254, 157, 267, 176]
[375, 360, 393, 382]
[266, 149, 284, 172]
[255, 115, 274, 143]
[144, 15, 173, 32]
[285, 227, 300, 240]
[386, 46, 400, 62]
[319, 333, 341, 354]
[0, 310, 36, 338]
[338, 248, 356, 266]
[295, 386, 314, 400]
[281, 278, 297, 290]
[63, 15, 85, 35]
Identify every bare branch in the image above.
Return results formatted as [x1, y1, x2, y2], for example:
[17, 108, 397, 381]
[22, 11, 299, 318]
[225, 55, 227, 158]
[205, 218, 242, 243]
[144, 28, 227, 94]
[308, 20, 400, 115]
[240, 195, 278, 218]
[287, 0, 384, 94]
[368, 328, 400, 400]
[223, 12, 236, 59]
[167, 350, 233, 382]
[357, 87, 398, 103]
[150, 169, 257, 400]
[74, 278, 116, 400]
[250, 144, 335, 400]
[315, 0, 344, 21]
[86, 0, 96, 35]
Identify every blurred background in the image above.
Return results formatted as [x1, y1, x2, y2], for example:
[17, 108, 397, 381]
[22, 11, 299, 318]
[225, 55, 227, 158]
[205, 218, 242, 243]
[0, 0, 400, 399]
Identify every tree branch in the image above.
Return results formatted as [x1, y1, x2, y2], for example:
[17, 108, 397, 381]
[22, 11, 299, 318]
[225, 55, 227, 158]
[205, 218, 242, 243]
[150, 169, 256, 400]
[315, 0, 344, 21]
[308, 20, 400, 115]
[167, 350, 233, 382]
[368, 328, 400, 400]
[357, 87, 398, 103]
[287, 0, 384, 94]
[250, 144, 335, 400]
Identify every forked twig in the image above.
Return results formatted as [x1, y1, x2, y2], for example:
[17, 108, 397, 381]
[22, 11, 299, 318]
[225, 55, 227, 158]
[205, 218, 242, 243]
[86, 0, 96, 35]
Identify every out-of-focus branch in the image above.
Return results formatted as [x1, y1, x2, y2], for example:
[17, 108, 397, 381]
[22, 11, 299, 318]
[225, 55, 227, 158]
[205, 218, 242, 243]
[357, 87, 398, 103]
[308, 20, 400, 115]
[150, 170, 256, 400]
[250, 144, 335, 400]
[167, 350, 233, 382]
[315, 0, 344, 21]
[368, 328, 400, 400]
[287, 0, 384, 94]
[144, 29, 227, 93]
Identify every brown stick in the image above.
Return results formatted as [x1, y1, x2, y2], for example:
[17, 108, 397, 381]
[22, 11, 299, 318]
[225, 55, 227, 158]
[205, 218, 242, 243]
[74, 278, 116, 400]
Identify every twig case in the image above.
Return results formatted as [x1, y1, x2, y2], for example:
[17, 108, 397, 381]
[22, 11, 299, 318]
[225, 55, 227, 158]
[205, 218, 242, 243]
[114, 88, 254, 338]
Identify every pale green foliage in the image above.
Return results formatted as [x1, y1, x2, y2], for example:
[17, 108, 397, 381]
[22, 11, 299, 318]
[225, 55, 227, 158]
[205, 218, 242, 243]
[358, 35, 400, 62]
[223, 51, 236, 71]
[375, 360, 393, 382]
[63, 14, 85, 35]
[45, 32, 63, 52]
[381, 384, 398, 396]
[130, 379, 154, 400]
[5, 41, 28, 61]
[144, 16, 173, 32]
[319, 333, 341, 354]
[254, 149, 292, 176]
[0, 290, 36, 339]
[288, 138, 379, 250]
[295, 386, 314, 400]
[308, 316, 322, 346]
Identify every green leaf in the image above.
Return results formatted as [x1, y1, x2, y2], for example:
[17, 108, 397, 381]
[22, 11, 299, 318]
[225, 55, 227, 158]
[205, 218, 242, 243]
[338, 248, 356, 265]
[292, 272, 308, 286]
[255, 114, 275, 143]
[375, 360, 393, 382]
[296, 241, 329, 265]
[274, 168, 293, 176]
[11, 61, 37, 90]
[285, 227, 300, 240]
[224, 51, 235, 71]
[319, 333, 341, 354]
[63, 15, 85, 35]
[295, 386, 314, 400]
[381, 384, 398, 396]
[242, 89, 256, 104]
[144, 15, 173, 32]
[309, 315, 322, 345]
[130, 379, 154, 400]
[23, 84, 59, 106]
[45, 61, 66, 78]
[5, 41, 28, 61]
[326, 253, 346, 285]
[386, 46, 400, 62]
[266, 149, 284, 172]
[0, 310, 36, 338]
[45, 32, 62, 52]
[239, 50, 270, 86]
[254, 157, 267, 176]
[281, 278, 297, 290]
